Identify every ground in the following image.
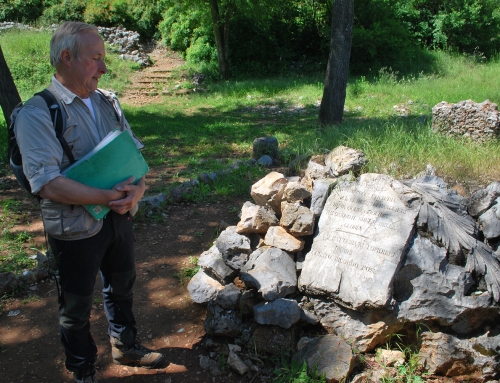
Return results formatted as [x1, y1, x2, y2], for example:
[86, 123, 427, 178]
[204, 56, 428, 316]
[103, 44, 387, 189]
[0, 49, 248, 383]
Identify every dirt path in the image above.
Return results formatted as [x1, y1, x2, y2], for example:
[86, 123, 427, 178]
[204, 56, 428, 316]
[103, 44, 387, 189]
[0, 50, 247, 383]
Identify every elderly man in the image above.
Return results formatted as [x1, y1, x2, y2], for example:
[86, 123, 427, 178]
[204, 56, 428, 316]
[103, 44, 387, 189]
[14, 22, 164, 382]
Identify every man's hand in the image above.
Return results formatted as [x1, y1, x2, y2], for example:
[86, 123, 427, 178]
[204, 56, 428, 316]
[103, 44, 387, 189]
[108, 176, 146, 214]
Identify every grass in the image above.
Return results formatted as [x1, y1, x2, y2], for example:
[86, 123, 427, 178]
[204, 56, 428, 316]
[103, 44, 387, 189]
[272, 358, 326, 383]
[174, 256, 200, 285]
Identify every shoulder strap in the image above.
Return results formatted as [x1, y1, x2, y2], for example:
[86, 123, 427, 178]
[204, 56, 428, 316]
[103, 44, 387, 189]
[96, 89, 120, 121]
[35, 89, 76, 164]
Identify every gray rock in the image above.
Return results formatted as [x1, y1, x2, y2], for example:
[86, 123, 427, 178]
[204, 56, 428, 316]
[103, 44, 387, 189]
[250, 171, 288, 214]
[283, 181, 312, 203]
[240, 247, 297, 301]
[469, 181, 500, 218]
[300, 174, 421, 309]
[264, 226, 305, 252]
[187, 269, 224, 304]
[419, 332, 480, 377]
[310, 178, 337, 217]
[204, 301, 242, 336]
[325, 146, 366, 177]
[257, 155, 273, 166]
[198, 245, 237, 284]
[216, 283, 241, 309]
[215, 229, 252, 270]
[293, 335, 355, 383]
[312, 298, 400, 353]
[227, 351, 249, 375]
[478, 199, 500, 239]
[253, 137, 279, 159]
[140, 193, 167, 209]
[395, 236, 497, 334]
[0, 272, 18, 296]
[199, 355, 221, 376]
[253, 298, 301, 329]
[236, 201, 278, 234]
[280, 203, 315, 236]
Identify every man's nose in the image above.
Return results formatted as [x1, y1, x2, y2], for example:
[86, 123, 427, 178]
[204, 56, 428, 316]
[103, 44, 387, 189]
[99, 60, 107, 74]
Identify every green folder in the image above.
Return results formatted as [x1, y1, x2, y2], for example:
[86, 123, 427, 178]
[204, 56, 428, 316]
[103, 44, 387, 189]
[62, 129, 149, 220]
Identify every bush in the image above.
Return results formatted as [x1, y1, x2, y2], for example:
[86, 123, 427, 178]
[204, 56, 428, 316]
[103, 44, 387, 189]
[0, 0, 44, 22]
[40, 0, 86, 24]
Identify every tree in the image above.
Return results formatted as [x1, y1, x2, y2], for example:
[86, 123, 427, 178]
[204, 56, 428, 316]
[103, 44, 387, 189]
[0, 46, 21, 129]
[319, 0, 354, 126]
[208, 0, 233, 79]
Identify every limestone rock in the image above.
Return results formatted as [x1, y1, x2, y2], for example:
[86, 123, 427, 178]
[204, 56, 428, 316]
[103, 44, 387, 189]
[325, 146, 366, 177]
[227, 351, 249, 375]
[253, 298, 301, 329]
[300, 174, 421, 309]
[240, 247, 297, 301]
[293, 335, 355, 383]
[470, 181, 500, 215]
[253, 136, 279, 160]
[478, 200, 500, 239]
[312, 298, 400, 353]
[310, 178, 337, 217]
[236, 201, 278, 234]
[216, 283, 241, 309]
[395, 235, 498, 334]
[251, 171, 288, 214]
[419, 332, 479, 377]
[283, 181, 312, 203]
[215, 228, 252, 270]
[280, 203, 315, 237]
[264, 226, 305, 252]
[204, 301, 242, 336]
[198, 245, 237, 284]
[302, 160, 329, 191]
[187, 269, 224, 304]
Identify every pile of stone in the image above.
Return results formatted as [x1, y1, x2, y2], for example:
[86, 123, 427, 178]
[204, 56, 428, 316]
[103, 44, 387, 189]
[432, 99, 500, 141]
[97, 26, 151, 66]
[188, 146, 500, 382]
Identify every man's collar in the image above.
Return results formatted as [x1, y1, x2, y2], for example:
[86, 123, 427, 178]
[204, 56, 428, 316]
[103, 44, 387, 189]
[51, 76, 98, 104]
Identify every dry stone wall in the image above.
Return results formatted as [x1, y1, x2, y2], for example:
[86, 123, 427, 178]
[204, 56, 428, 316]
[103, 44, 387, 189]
[432, 99, 500, 141]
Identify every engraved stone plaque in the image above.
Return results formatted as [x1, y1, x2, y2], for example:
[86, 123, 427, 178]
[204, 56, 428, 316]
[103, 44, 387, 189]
[299, 174, 421, 309]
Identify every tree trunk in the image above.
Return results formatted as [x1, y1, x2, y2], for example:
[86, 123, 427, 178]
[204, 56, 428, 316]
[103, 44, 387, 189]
[0, 45, 22, 128]
[209, 0, 230, 79]
[318, 0, 354, 126]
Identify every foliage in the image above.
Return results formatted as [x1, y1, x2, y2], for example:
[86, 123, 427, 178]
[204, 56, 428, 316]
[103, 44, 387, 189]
[0, 0, 44, 23]
[397, 0, 500, 58]
[272, 357, 326, 383]
[40, 0, 86, 24]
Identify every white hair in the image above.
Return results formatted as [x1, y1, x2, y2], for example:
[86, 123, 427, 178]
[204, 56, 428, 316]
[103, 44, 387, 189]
[50, 21, 99, 68]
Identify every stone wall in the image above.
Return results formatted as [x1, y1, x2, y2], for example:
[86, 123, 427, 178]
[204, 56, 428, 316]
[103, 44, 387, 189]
[432, 99, 500, 141]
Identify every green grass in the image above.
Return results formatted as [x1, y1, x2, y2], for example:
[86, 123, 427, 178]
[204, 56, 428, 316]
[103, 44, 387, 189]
[272, 358, 326, 383]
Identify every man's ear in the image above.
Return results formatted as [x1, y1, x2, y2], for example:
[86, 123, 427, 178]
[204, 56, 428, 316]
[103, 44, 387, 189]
[60, 49, 72, 67]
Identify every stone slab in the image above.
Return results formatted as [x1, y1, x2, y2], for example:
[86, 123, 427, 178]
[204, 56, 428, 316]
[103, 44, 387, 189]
[299, 174, 420, 309]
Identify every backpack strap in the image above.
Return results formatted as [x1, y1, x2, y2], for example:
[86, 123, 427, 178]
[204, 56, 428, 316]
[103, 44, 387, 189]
[35, 89, 76, 164]
[96, 89, 121, 127]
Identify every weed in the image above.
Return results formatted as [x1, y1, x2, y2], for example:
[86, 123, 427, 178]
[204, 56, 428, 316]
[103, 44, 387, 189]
[22, 295, 41, 304]
[272, 358, 326, 383]
[174, 256, 200, 285]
